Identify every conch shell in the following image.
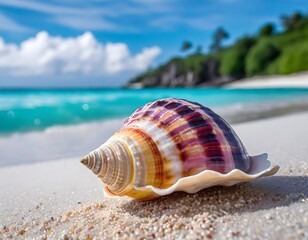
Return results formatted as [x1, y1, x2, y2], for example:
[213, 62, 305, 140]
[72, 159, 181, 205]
[81, 98, 279, 200]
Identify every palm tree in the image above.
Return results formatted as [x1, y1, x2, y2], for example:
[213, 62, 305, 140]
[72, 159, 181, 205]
[209, 27, 229, 53]
[181, 41, 193, 52]
[281, 12, 303, 31]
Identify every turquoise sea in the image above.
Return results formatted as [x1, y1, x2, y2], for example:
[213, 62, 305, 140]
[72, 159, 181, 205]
[1, 88, 308, 134]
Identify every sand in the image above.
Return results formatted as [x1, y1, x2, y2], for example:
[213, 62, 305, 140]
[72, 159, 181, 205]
[0, 119, 124, 167]
[226, 71, 308, 88]
[0, 112, 308, 239]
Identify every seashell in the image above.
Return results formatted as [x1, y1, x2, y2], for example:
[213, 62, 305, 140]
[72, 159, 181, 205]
[81, 98, 279, 200]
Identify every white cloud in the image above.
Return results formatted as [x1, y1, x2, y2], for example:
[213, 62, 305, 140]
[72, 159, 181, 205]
[0, 31, 161, 76]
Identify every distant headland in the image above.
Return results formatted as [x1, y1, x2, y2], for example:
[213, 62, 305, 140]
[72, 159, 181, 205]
[127, 12, 308, 88]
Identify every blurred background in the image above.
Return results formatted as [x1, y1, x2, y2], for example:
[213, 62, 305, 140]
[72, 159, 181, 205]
[0, 0, 308, 166]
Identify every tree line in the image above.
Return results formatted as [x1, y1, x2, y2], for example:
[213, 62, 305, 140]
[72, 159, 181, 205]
[180, 11, 305, 55]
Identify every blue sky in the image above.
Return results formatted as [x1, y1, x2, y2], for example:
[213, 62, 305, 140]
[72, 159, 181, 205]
[0, 0, 307, 87]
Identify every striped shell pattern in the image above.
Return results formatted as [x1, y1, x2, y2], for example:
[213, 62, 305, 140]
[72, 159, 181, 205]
[81, 98, 279, 200]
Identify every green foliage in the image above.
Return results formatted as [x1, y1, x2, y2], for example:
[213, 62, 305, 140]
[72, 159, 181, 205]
[220, 37, 256, 77]
[279, 43, 308, 74]
[267, 41, 308, 74]
[129, 55, 207, 83]
[270, 24, 308, 48]
[182, 55, 208, 73]
[281, 12, 304, 31]
[259, 24, 274, 36]
[246, 41, 281, 76]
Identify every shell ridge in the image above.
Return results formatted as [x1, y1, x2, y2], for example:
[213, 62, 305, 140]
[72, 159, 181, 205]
[114, 130, 147, 188]
[180, 99, 249, 172]
[163, 101, 226, 173]
[107, 137, 133, 192]
[176, 99, 235, 173]
[127, 120, 183, 185]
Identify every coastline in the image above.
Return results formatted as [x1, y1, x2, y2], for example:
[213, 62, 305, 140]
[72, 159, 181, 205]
[1, 112, 308, 239]
[3, 100, 308, 168]
[225, 71, 308, 89]
[1, 97, 308, 168]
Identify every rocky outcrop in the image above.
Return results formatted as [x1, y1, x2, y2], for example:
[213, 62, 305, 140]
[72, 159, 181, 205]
[127, 58, 236, 88]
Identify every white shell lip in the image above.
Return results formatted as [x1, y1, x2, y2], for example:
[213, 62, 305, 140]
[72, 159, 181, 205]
[133, 153, 280, 196]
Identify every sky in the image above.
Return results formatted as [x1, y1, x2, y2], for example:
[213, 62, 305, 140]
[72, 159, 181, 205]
[0, 0, 307, 88]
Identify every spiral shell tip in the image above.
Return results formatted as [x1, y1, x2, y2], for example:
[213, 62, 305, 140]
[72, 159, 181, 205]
[80, 156, 89, 167]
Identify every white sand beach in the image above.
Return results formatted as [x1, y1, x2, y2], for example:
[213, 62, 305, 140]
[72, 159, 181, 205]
[0, 112, 307, 239]
[226, 71, 308, 88]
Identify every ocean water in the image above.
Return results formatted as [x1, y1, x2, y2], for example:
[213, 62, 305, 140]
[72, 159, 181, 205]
[1, 88, 308, 134]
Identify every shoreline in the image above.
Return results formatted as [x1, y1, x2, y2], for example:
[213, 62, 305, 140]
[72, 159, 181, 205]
[1, 72, 308, 91]
[225, 71, 308, 89]
[126, 72, 308, 89]
[1, 112, 307, 239]
[1, 98, 308, 168]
